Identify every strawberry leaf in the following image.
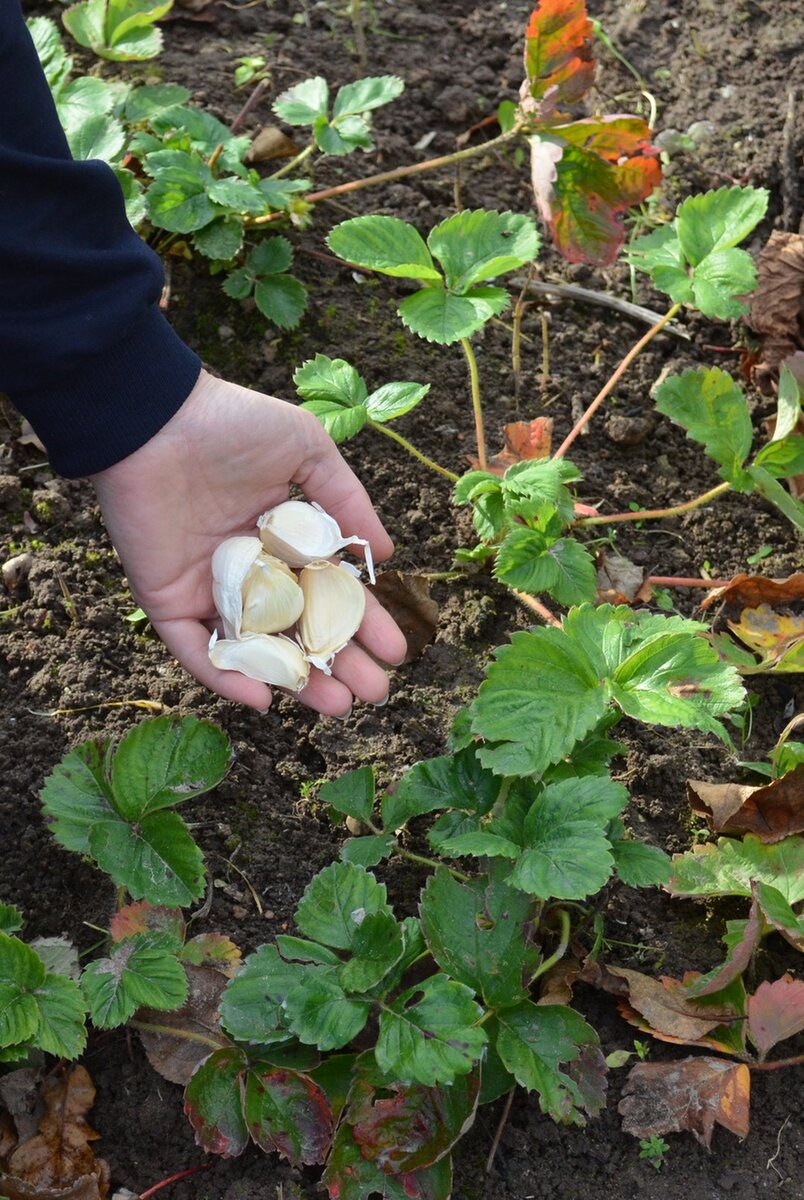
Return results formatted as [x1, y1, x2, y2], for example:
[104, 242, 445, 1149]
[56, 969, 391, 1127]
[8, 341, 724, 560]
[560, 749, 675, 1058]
[376, 975, 487, 1086]
[323, 1123, 453, 1200]
[523, 0, 595, 107]
[185, 1046, 250, 1157]
[675, 186, 769, 266]
[427, 210, 540, 292]
[327, 216, 441, 281]
[366, 381, 430, 423]
[295, 862, 392, 950]
[668, 834, 804, 905]
[244, 1066, 333, 1164]
[381, 747, 498, 832]
[495, 1001, 600, 1123]
[273, 76, 329, 125]
[353, 1072, 479, 1173]
[398, 285, 509, 344]
[747, 975, 804, 1059]
[110, 715, 231, 821]
[654, 369, 753, 484]
[319, 765, 375, 823]
[81, 931, 188, 1029]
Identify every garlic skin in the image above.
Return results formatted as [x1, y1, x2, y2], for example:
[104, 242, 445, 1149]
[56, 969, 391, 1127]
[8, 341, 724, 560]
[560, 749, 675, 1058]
[258, 500, 375, 583]
[211, 537, 303, 639]
[209, 631, 310, 692]
[298, 560, 366, 674]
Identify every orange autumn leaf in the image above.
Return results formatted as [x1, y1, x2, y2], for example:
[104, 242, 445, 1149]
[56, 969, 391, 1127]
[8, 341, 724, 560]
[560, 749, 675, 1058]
[471, 416, 553, 474]
[620, 1057, 750, 1148]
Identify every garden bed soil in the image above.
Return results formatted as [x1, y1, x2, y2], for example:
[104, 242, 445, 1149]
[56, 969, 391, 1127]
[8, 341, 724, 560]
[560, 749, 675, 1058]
[2, 1, 803, 1197]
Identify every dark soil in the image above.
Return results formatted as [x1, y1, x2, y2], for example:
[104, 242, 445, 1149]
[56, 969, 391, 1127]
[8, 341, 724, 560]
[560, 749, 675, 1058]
[2, 1, 803, 1198]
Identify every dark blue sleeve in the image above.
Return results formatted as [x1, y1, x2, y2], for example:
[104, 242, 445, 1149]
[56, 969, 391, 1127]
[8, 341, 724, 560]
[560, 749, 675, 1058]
[0, 1, 201, 478]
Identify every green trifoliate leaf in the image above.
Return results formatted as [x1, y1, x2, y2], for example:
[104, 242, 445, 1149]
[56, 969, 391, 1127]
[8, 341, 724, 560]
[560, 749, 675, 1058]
[221, 267, 251, 301]
[41, 740, 114, 854]
[295, 862, 392, 951]
[327, 215, 441, 281]
[628, 224, 692, 305]
[333, 75, 404, 118]
[0, 932, 45, 1047]
[495, 1001, 600, 1123]
[125, 83, 191, 122]
[111, 716, 231, 821]
[398, 285, 509, 344]
[244, 1065, 333, 1165]
[746, 465, 804, 532]
[33, 972, 88, 1059]
[494, 530, 596, 605]
[66, 113, 125, 162]
[427, 210, 540, 292]
[207, 177, 267, 215]
[530, 774, 628, 827]
[339, 912, 405, 993]
[453, 470, 502, 506]
[381, 747, 498, 832]
[668, 834, 804, 906]
[315, 113, 374, 155]
[294, 354, 369, 409]
[81, 932, 188, 1029]
[341, 834, 396, 867]
[323, 1123, 453, 1200]
[254, 276, 308, 330]
[185, 1047, 250, 1157]
[419, 870, 539, 1008]
[219, 945, 300, 1044]
[193, 218, 244, 261]
[273, 76, 329, 125]
[376, 975, 487, 1086]
[366, 381, 430, 423]
[319, 765, 375, 824]
[754, 882, 804, 943]
[609, 838, 671, 887]
[675, 186, 769, 266]
[0, 905, 23, 934]
[146, 164, 218, 233]
[56, 76, 114, 130]
[283, 977, 370, 1050]
[501, 458, 580, 523]
[89, 810, 206, 906]
[507, 820, 613, 899]
[690, 247, 758, 319]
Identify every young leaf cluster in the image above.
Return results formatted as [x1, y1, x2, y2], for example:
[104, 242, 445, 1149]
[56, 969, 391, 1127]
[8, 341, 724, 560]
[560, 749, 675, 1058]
[0, 909, 86, 1062]
[63, 0, 172, 62]
[273, 74, 404, 156]
[41, 715, 230, 907]
[293, 355, 429, 443]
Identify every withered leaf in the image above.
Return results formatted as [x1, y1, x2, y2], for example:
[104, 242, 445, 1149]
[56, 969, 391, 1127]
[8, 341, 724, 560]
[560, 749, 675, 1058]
[109, 902, 185, 945]
[700, 572, 804, 610]
[683, 905, 762, 999]
[0, 1069, 41, 1145]
[686, 765, 804, 842]
[136, 964, 231, 1086]
[619, 1057, 750, 1148]
[747, 975, 804, 1060]
[582, 962, 741, 1045]
[247, 127, 301, 164]
[473, 417, 553, 474]
[727, 605, 804, 672]
[595, 550, 651, 605]
[5, 1066, 108, 1197]
[746, 232, 804, 388]
[370, 572, 437, 663]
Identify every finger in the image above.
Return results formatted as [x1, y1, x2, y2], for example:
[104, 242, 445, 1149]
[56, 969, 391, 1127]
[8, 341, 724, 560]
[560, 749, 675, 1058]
[330, 642, 391, 705]
[295, 421, 395, 563]
[354, 587, 408, 665]
[153, 617, 273, 711]
[297, 668, 354, 717]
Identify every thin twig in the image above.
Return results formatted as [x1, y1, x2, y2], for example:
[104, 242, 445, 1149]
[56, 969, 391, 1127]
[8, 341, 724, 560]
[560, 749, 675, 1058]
[486, 1089, 515, 1174]
[752, 1054, 804, 1071]
[508, 279, 690, 339]
[781, 88, 799, 232]
[139, 1164, 213, 1199]
[230, 78, 270, 134]
[766, 1113, 791, 1182]
[578, 481, 731, 526]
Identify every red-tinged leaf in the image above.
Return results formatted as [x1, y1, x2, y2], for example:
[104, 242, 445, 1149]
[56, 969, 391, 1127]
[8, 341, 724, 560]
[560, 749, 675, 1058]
[684, 906, 762, 999]
[322, 1122, 452, 1200]
[530, 135, 661, 266]
[554, 115, 656, 161]
[353, 1072, 479, 1173]
[619, 1057, 750, 1148]
[244, 1067, 333, 1166]
[686, 766, 804, 842]
[561, 1044, 608, 1120]
[184, 1047, 249, 1158]
[523, 0, 595, 109]
[181, 933, 242, 975]
[700, 571, 804, 610]
[109, 902, 185, 945]
[473, 417, 554, 474]
[747, 975, 804, 1060]
[138, 965, 231, 1086]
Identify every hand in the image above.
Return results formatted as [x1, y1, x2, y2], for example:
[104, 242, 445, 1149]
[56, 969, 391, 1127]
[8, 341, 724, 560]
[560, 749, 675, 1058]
[91, 370, 407, 715]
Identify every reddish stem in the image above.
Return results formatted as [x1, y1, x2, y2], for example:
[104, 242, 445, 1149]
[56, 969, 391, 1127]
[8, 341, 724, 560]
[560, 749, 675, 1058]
[514, 591, 562, 627]
[646, 575, 730, 589]
[139, 1164, 213, 1199]
[750, 1053, 804, 1071]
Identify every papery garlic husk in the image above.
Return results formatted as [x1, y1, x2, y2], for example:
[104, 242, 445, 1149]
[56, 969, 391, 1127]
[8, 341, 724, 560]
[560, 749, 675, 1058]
[258, 500, 375, 583]
[209, 631, 310, 692]
[298, 559, 366, 673]
[212, 537, 303, 639]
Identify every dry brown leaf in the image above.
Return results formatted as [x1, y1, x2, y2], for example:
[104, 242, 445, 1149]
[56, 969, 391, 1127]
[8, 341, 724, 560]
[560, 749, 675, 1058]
[470, 417, 553, 474]
[747, 974, 804, 1059]
[700, 571, 804, 610]
[370, 572, 437, 662]
[686, 765, 804, 842]
[0, 1070, 41, 1145]
[727, 605, 804, 671]
[246, 127, 301, 164]
[136, 964, 230, 1086]
[595, 550, 651, 605]
[582, 962, 741, 1044]
[619, 1057, 750, 1148]
[746, 231, 804, 389]
[5, 1067, 108, 1197]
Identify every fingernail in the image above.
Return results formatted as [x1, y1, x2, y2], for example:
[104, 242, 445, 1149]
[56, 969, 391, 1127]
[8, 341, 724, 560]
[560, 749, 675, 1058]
[332, 706, 352, 722]
[257, 705, 271, 714]
[373, 693, 390, 708]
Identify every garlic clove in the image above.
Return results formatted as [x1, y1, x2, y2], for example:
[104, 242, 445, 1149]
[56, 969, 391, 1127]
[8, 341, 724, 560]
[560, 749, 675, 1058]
[257, 500, 375, 583]
[211, 537, 263, 640]
[298, 559, 366, 674]
[209, 631, 310, 692]
[241, 553, 304, 635]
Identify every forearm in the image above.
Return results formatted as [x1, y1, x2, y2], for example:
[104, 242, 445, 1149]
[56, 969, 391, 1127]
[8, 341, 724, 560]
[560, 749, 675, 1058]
[0, 0, 200, 477]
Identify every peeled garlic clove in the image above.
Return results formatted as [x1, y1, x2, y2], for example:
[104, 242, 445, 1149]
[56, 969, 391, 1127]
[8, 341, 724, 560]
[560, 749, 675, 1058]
[298, 559, 366, 673]
[258, 500, 375, 583]
[209, 631, 310, 692]
[241, 553, 304, 635]
[211, 537, 263, 640]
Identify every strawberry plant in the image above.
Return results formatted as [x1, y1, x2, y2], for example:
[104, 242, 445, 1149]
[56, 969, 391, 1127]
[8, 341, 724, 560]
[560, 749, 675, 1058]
[63, 0, 173, 62]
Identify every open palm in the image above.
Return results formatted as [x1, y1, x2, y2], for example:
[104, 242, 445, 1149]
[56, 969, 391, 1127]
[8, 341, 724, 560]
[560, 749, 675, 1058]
[91, 371, 406, 714]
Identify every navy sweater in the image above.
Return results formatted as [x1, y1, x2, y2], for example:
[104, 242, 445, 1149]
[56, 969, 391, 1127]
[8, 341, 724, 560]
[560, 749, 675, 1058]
[0, 1, 201, 477]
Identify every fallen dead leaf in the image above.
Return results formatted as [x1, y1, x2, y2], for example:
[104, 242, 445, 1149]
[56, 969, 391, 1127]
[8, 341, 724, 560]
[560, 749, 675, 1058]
[0, 1069, 41, 1146]
[700, 572, 804, 610]
[746, 231, 804, 390]
[0, 1175, 108, 1200]
[727, 605, 804, 672]
[246, 126, 301, 164]
[747, 974, 804, 1060]
[619, 1056, 750, 1148]
[370, 572, 438, 662]
[686, 765, 804, 842]
[595, 550, 652, 605]
[136, 964, 230, 1086]
[470, 416, 553, 474]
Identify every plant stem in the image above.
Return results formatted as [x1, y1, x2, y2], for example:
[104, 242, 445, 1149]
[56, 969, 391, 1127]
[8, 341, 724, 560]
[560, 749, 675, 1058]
[532, 908, 571, 981]
[140, 1165, 213, 1199]
[230, 77, 270, 134]
[269, 140, 316, 181]
[367, 419, 458, 481]
[578, 481, 731, 527]
[130, 1020, 224, 1051]
[553, 302, 682, 460]
[460, 337, 487, 470]
[486, 1089, 515, 1174]
[249, 127, 520, 224]
[513, 590, 562, 627]
[396, 845, 472, 884]
[751, 1054, 804, 1071]
[350, 0, 367, 69]
[207, 142, 224, 171]
[646, 575, 730, 589]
